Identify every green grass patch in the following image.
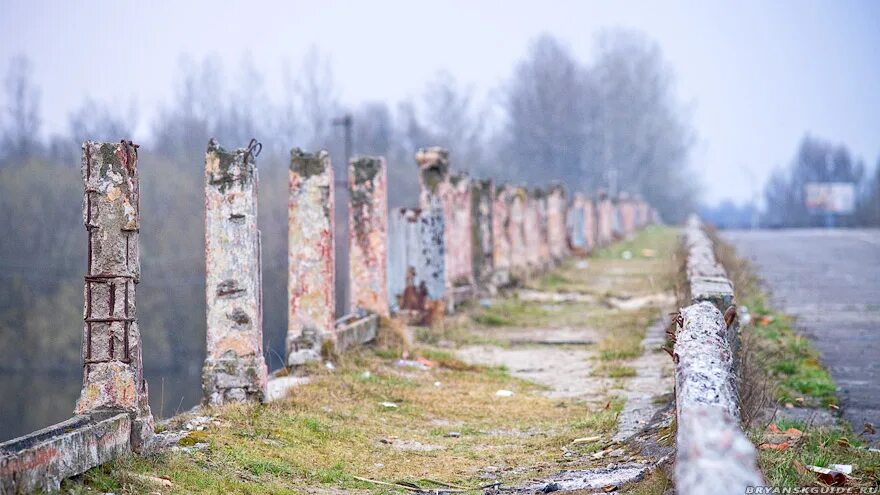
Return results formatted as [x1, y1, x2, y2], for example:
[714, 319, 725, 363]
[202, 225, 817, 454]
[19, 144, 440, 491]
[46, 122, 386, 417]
[754, 420, 880, 488]
[592, 362, 637, 378]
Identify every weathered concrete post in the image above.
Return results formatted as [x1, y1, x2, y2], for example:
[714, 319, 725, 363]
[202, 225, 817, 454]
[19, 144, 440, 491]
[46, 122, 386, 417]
[448, 172, 474, 290]
[568, 194, 587, 254]
[471, 179, 494, 293]
[417, 148, 474, 290]
[387, 208, 446, 323]
[546, 185, 568, 261]
[77, 140, 153, 449]
[288, 149, 335, 366]
[491, 185, 512, 287]
[508, 187, 529, 280]
[524, 188, 550, 271]
[348, 156, 389, 317]
[203, 139, 268, 405]
[596, 191, 614, 247]
[583, 196, 597, 251]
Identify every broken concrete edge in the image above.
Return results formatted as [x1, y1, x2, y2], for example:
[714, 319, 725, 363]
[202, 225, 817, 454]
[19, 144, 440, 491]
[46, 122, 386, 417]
[682, 215, 734, 312]
[0, 412, 131, 493]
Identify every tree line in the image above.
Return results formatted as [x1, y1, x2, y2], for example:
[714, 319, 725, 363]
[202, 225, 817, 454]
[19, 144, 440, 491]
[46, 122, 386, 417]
[0, 31, 696, 372]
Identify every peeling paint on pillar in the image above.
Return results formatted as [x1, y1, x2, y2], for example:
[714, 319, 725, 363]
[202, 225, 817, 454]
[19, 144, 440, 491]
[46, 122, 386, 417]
[583, 196, 597, 251]
[596, 192, 614, 247]
[491, 185, 512, 287]
[387, 208, 445, 314]
[507, 187, 529, 280]
[470, 179, 494, 293]
[77, 140, 153, 449]
[348, 156, 389, 317]
[568, 194, 587, 253]
[288, 149, 335, 366]
[203, 139, 268, 405]
[417, 147, 472, 289]
[447, 172, 474, 287]
[619, 193, 636, 235]
[611, 197, 624, 239]
[546, 185, 568, 260]
[523, 189, 544, 272]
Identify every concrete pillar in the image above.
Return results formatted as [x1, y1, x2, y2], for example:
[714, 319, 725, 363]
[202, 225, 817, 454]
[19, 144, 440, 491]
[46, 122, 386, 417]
[596, 191, 614, 246]
[546, 185, 568, 260]
[508, 187, 529, 280]
[416, 148, 473, 290]
[524, 189, 543, 272]
[471, 179, 494, 293]
[491, 185, 512, 287]
[348, 156, 389, 317]
[288, 149, 335, 366]
[77, 140, 152, 449]
[387, 208, 445, 319]
[584, 196, 597, 251]
[202, 138, 268, 405]
[447, 172, 474, 288]
[568, 194, 587, 254]
[611, 197, 623, 239]
[619, 193, 635, 235]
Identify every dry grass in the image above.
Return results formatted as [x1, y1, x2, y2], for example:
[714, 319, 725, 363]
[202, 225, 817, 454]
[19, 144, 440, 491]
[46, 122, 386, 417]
[65, 349, 627, 494]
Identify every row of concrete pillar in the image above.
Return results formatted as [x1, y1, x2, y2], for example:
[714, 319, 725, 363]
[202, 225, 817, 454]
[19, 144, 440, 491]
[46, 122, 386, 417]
[72, 139, 657, 450]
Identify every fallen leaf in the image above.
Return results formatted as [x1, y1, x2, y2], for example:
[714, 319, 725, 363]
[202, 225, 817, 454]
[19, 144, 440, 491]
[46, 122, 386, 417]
[837, 437, 851, 448]
[767, 423, 780, 433]
[603, 485, 617, 492]
[415, 356, 435, 368]
[759, 441, 789, 450]
[785, 428, 803, 439]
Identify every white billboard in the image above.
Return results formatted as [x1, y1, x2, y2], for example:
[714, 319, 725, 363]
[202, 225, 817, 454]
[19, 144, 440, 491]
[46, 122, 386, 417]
[804, 182, 855, 214]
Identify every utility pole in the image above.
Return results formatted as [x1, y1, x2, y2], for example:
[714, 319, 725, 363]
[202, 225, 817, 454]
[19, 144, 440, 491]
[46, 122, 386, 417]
[332, 113, 353, 170]
[331, 113, 353, 317]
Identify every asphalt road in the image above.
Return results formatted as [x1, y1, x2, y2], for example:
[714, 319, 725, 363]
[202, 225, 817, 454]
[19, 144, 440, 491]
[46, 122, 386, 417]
[724, 229, 880, 444]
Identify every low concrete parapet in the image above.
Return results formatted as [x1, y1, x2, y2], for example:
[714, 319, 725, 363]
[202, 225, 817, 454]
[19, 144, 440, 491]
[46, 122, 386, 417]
[674, 215, 763, 494]
[334, 312, 379, 354]
[0, 413, 131, 494]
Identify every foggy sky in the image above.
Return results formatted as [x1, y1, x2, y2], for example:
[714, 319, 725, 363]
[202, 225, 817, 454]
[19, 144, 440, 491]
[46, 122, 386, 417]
[1, 0, 878, 205]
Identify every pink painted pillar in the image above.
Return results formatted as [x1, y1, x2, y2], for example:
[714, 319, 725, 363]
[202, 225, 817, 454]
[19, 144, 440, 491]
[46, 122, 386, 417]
[203, 138, 268, 405]
[77, 140, 153, 449]
[491, 185, 512, 286]
[348, 156, 389, 317]
[584, 196, 597, 251]
[546, 185, 568, 260]
[508, 187, 529, 280]
[288, 149, 335, 366]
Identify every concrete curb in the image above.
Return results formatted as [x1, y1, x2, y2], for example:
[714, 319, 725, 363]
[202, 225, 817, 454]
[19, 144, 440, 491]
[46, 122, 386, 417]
[673, 215, 763, 494]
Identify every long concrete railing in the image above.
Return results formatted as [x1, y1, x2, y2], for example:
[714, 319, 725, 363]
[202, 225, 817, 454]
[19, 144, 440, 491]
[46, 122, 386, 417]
[0, 139, 658, 493]
[674, 216, 763, 494]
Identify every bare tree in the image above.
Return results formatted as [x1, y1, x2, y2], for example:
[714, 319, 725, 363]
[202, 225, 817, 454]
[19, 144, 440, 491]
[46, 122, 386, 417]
[1, 56, 42, 162]
[500, 35, 587, 186]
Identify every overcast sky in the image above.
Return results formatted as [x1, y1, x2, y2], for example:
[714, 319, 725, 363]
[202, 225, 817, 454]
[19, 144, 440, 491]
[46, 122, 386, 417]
[1, 0, 878, 205]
